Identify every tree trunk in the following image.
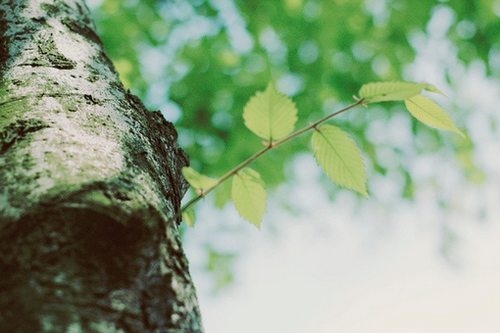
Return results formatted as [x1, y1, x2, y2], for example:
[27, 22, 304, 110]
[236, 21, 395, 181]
[0, 1, 203, 332]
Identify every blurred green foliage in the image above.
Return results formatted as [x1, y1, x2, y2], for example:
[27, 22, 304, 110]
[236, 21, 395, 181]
[92, 0, 497, 195]
[89, 0, 499, 292]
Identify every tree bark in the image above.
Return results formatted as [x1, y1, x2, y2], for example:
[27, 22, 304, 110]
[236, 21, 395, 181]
[0, 1, 203, 332]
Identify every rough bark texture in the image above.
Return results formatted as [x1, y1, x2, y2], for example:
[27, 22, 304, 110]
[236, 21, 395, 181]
[0, 1, 203, 332]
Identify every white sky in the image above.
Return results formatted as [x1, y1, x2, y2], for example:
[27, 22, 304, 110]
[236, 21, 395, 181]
[186, 149, 500, 332]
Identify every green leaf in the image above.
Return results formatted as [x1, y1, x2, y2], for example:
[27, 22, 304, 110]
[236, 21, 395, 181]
[182, 167, 218, 191]
[422, 83, 446, 96]
[214, 179, 232, 208]
[243, 83, 298, 141]
[358, 81, 438, 103]
[182, 208, 196, 227]
[404, 94, 465, 137]
[231, 168, 267, 228]
[311, 125, 368, 196]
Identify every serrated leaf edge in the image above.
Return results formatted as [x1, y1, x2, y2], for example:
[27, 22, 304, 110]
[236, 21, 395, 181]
[312, 125, 368, 196]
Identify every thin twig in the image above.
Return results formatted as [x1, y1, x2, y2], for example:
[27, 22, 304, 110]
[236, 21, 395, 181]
[175, 98, 365, 223]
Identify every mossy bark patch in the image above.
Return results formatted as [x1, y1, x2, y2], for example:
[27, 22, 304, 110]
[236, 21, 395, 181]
[32, 33, 76, 69]
[0, 117, 49, 155]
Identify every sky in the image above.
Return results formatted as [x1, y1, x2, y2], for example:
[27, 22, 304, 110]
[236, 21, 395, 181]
[186, 148, 500, 332]
[184, 5, 500, 333]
